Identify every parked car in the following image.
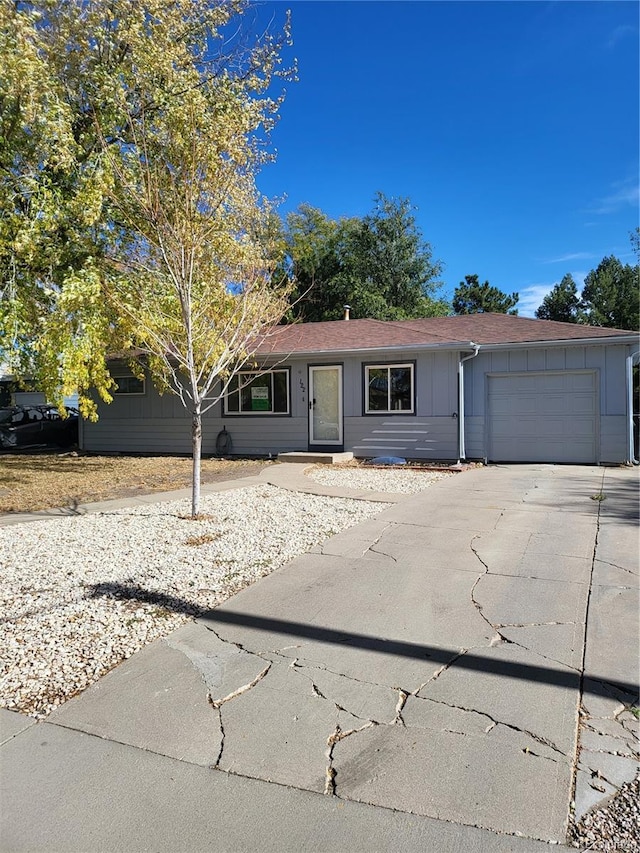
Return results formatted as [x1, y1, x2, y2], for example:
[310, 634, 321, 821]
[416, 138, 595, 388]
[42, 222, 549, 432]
[0, 405, 79, 450]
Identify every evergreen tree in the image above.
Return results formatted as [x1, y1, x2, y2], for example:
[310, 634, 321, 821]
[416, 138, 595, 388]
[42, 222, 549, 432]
[535, 274, 582, 323]
[452, 274, 518, 315]
[582, 256, 639, 330]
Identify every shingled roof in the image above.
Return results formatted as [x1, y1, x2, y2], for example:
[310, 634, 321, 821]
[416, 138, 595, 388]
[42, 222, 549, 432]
[255, 314, 636, 356]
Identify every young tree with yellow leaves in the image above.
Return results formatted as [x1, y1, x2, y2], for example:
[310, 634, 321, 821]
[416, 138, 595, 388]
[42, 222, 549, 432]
[1, 0, 294, 515]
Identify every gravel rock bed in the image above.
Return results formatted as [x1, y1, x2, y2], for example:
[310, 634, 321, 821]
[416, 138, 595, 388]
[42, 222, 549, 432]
[309, 465, 455, 493]
[0, 484, 388, 718]
[570, 776, 640, 852]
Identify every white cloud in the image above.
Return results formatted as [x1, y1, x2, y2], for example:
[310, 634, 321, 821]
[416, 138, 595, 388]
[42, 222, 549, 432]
[518, 284, 554, 318]
[542, 251, 596, 264]
[607, 24, 637, 49]
[591, 177, 639, 215]
[518, 271, 587, 318]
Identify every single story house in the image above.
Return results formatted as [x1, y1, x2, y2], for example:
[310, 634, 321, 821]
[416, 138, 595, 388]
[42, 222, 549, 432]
[81, 314, 640, 465]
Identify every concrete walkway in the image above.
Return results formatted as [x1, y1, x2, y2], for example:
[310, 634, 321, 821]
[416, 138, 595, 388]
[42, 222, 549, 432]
[0, 461, 404, 528]
[1, 464, 638, 852]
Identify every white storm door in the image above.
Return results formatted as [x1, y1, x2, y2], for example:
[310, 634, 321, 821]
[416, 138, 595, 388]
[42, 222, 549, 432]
[309, 365, 343, 446]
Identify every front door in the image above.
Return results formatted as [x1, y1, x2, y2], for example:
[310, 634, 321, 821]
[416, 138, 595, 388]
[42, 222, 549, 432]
[309, 365, 343, 447]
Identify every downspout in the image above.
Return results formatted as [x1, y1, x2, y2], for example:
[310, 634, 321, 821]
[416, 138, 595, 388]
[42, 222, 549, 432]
[626, 349, 640, 465]
[458, 343, 480, 464]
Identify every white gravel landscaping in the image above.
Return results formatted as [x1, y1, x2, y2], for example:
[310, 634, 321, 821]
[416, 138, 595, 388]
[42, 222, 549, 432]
[308, 465, 455, 493]
[0, 484, 389, 718]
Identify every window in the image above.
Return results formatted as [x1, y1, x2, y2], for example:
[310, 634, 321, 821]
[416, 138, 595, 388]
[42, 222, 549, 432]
[225, 369, 290, 415]
[365, 364, 414, 414]
[113, 376, 145, 395]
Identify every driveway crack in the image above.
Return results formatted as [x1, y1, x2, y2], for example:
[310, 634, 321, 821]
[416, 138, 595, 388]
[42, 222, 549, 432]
[201, 624, 272, 662]
[570, 466, 608, 825]
[499, 636, 581, 673]
[365, 521, 398, 562]
[594, 558, 638, 577]
[414, 648, 469, 693]
[275, 656, 400, 693]
[208, 700, 225, 768]
[497, 620, 578, 628]
[288, 659, 388, 723]
[325, 721, 377, 795]
[392, 689, 409, 726]
[469, 532, 506, 639]
[414, 694, 567, 758]
[207, 663, 271, 709]
[367, 544, 398, 563]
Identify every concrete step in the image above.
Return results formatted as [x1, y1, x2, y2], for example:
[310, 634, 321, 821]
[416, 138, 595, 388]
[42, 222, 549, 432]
[277, 451, 354, 465]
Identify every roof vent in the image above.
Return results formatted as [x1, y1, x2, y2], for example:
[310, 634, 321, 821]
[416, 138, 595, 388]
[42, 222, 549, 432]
[343, 304, 351, 321]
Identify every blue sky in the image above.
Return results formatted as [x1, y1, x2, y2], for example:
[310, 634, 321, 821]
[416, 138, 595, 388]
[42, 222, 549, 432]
[254, 0, 639, 316]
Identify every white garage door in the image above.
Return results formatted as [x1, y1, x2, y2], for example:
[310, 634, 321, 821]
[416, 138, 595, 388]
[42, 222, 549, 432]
[488, 371, 597, 463]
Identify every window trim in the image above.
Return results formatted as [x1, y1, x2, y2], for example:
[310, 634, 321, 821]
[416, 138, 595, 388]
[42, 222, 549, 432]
[223, 368, 291, 416]
[363, 361, 416, 415]
[112, 375, 146, 396]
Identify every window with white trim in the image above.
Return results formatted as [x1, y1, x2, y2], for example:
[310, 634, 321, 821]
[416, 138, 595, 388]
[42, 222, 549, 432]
[225, 369, 290, 415]
[113, 376, 145, 395]
[365, 364, 414, 413]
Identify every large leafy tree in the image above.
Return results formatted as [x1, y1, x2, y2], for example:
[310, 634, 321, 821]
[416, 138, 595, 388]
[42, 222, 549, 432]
[581, 255, 639, 330]
[535, 273, 583, 323]
[283, 193, 447, 322]
[0, 0, 118, 405]
[279, 204, 344, 322]
[452, 274, 518, 315]
[1, 0, 294, 515]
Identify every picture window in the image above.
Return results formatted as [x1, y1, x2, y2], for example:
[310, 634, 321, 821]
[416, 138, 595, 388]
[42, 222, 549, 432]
[365, 364, 414, 413]
[225, 370, 290, 415]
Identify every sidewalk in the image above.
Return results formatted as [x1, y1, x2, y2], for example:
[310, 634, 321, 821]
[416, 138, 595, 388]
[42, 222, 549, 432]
[0, 461, 404, 528]
[1, 463, 638, 852]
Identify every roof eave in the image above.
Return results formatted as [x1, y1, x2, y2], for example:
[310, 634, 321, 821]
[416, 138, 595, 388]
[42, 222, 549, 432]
[256, 340, 478, 358]
[479, 334, 639, 350]
[257, 333, 639, 359]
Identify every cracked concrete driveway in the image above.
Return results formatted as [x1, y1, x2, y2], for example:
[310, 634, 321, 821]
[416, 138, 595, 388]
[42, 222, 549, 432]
[6, 464, 639, 850]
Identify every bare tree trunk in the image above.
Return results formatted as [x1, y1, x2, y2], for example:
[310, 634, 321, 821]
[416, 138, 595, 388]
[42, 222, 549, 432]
[191, 404, 202, 517]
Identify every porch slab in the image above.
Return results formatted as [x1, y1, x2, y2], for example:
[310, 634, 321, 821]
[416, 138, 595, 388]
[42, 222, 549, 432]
[277, 451, 354, 464]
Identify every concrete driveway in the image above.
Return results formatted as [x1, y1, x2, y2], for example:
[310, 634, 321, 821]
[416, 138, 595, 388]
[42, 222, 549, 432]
[1, 464, 638, 851]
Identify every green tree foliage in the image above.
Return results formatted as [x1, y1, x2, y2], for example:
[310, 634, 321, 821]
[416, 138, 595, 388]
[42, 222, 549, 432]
[0, 0, 294, 515]
[0, 0, 118, 406]
[283, 193, 447, 322]
[631, 227, 640, 263]
[535, 273, 583, 323]
[535, 232, 639, 331]
[452, 274, 518, 315]
[581, 255, 639, 330]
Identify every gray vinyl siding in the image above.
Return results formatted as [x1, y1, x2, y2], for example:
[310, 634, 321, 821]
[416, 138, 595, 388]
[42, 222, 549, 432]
[463, 343, 631, 463]
[600, 416, 628, 463]
[218, 418, 308, 456]
[83, 349, 460, 459]
[463, 417, 484, 460]
[83, 342, 633, 463]
[344, 416, 458, 459]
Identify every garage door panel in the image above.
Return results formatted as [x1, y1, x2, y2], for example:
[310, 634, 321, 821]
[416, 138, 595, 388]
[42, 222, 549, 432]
[537, 374, 566, 393]
[572, 419, 596, 437]
[488, 372, 597, 463]
[571, 373, 597, 392]
[572, 395, 597, 415]
[540, 396, 570, 416]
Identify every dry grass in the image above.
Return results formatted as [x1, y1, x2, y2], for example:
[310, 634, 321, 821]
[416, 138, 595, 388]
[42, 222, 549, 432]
[0, 453, 271, 513]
